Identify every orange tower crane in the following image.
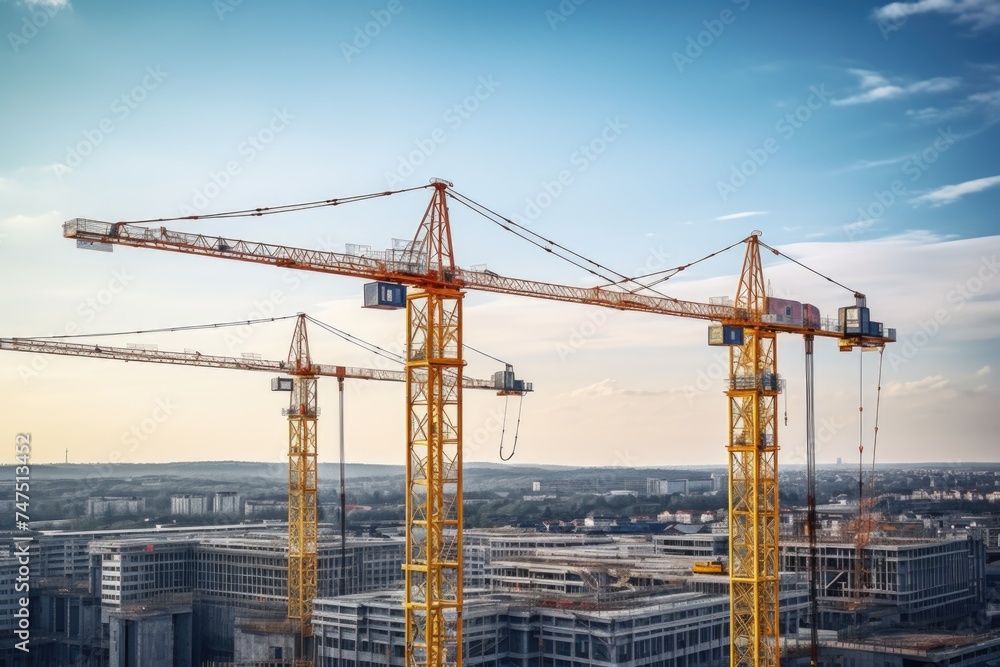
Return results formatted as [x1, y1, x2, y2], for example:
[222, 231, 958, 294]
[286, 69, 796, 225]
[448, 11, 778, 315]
[62, 181, 893, 667]
[0, 312, 528, 665]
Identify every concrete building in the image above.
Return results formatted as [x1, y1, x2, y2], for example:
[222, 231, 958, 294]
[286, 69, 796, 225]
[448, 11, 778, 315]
[463, 529, 614, 589]
[314, 584, 808, 667]
[108, 595, 194, 667]
[244, 498, 288, 519]
[92, 539, 195, 611]
[170, 494, 207, 515]
[22, 524, 404, 665]
[653, 532, 728, 558]
[32, 576, 105, 666]
[780, 535, 986, 628]
[211, 491, 240, 515]
[646, 477, 720, 496]
[86, 496, 145, 517]
[804, 630, 1000, 665]
[20, 522, 994, 665]
[0, 556, 19, 641]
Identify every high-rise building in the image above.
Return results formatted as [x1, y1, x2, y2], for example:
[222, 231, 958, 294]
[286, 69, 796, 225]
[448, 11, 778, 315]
[212, 491, 240, 515]
[86, 496, 145, 517]
[170, 494, 207, 515]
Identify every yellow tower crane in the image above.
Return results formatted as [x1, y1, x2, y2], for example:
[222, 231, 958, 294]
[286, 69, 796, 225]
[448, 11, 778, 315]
[1, 311, 529, 666]
[62, 180, 893, 667]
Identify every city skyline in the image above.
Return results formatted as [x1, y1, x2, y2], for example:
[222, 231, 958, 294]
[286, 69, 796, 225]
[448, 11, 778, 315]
[1, 1, 998, 466]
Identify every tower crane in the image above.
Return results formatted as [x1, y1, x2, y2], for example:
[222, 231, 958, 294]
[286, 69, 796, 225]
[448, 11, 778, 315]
[0, 312, 530, 666]
[62, 180, 894, 667]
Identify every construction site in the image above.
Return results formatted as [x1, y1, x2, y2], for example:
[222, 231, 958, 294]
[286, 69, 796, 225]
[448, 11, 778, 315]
[3, 519, 996, 666]
[5, 0, 999, 663]
[0, 178, 993, 667]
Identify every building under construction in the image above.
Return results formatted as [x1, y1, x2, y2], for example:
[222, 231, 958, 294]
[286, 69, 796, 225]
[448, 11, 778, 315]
[312, 585, 809, 667]
[19, 523, 404, 666]
[4, 522, 997, 666]
[780, 535, 987, 630]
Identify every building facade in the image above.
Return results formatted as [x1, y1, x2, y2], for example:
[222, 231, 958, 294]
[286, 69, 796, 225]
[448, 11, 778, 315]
[86, 496, 145, 517]
[170, 494, 207, 515]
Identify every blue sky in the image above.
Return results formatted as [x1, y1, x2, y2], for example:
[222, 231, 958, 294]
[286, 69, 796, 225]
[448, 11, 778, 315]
[1, 0, 998, 467]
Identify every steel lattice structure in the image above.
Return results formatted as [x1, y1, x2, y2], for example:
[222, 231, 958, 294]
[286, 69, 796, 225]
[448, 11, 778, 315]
[60, 182, 893, 667]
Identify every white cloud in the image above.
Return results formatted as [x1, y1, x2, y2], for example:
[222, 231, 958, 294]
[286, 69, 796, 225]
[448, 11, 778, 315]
[874, 0, 1000, 30]
[885, 375, 950, 397]
[976, 365, 992, 377]
[21, 0, 70, 7]
[913, 174, 1000, 205]
[567, 379, 672, 399]
[851, 69, 890, 88]
[832, 70, 960, 106]
[713, 211, 768, 221]
[969, 90, 1000, 106]
[844, 156, 906, 171]
[834, 85, 906, 106]
[903, 88, 1000, 124]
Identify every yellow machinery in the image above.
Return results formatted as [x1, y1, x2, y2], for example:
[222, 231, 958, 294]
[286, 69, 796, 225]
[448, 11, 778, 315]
[63, 181, 892, 666]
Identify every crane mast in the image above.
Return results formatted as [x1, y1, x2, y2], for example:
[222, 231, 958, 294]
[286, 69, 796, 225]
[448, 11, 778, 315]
[403, 183, 465, 667]
[727, 234, 781, 667]
[285, 316, 319, 635]
[61, 183, 893, 667]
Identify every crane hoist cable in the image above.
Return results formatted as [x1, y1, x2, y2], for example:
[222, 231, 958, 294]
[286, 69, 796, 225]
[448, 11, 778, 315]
[498, 393, 525, 462]
[306, 315, 528, 459]
[115, 184, 435, 225]
[859, 349, 865, 497]
[869, 346, 886, 497]
[783, 378, 789, 426]
[462, 343, 527, 461]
